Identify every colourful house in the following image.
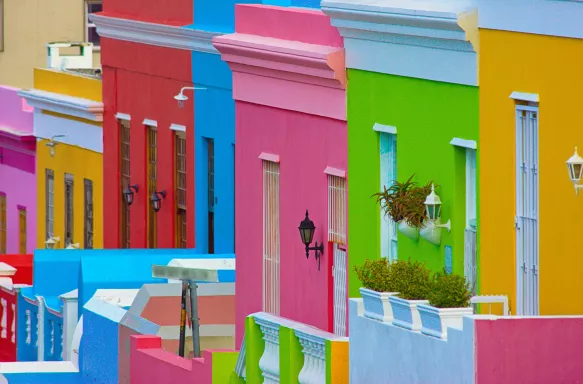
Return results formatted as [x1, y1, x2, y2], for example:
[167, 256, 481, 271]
[18, 46, 104, 250]
[0, 0, 101, 88]
[91, 1, 197, 249]
[214, 4, 347, 343]
[479, 0, 583, 316]
[323, 0, 480, 297]
[0, 87, 36, 254]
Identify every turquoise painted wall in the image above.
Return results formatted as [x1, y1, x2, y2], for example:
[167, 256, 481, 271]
[347, 69, 479, 298]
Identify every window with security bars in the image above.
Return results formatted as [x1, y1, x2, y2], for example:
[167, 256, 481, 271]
[46, 169, 55, 240]
[0, 194, 5, 253]
[119, 119, 131, 248]
[19, 207, 26, 254]
[208, 138, 215, 253]
[328, 175, 346, 244]
[84, 179, 94, 249]
[175, 132, 187, 248]
[64, 174, 74, 246]
[262, 160, 280, 315]
[147, 126, 157, 248]
[380, 132, 398, 261]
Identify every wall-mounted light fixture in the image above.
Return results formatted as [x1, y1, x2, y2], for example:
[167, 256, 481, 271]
[123, 184, 139, 205]
[419, 184, 451, 246]
[298, 210, 324, 271]
[173, 86, 207, 108]
[151, 190, 166, 213]
[566, 147, 583, 194]
[45, 236, 61, 249]
[65, 243, 80, 249]
[45, 135, 66, 157]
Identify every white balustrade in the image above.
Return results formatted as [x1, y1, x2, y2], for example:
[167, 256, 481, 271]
[59, 323, 64, 360]
[50, 320, 55, 355]
[36, 310, 40, 347]
[25, 309, 31, 345]
[0, 298, 7, 339]
[295, 330, 326, 384]
[255, 316, 281, 383]
[11, 303, 15, 343]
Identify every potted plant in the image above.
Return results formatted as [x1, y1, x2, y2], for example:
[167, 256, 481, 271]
[354, 258, 398, 322]
[418, 271, 473, 339]
[388, 259, 433, 331]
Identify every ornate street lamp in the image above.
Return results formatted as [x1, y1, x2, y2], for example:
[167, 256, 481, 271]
[419, 184, 451, 246]
[123, 184, 139, 206]
[298, 210, 324, 271]
[566, 147, 583, 194]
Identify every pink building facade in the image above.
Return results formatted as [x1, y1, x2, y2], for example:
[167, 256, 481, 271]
[0, 86, 36, 254]
[214, 4, 347, 346]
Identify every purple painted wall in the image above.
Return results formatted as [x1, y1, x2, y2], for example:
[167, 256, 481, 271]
[0, 86, 36, 254]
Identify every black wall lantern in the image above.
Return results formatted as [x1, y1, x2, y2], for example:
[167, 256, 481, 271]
[151, 190, 167, 213]
[123, 184, 139, 206]
[298, 210, 324, 271]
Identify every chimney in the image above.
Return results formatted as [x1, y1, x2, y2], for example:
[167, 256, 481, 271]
[47, 42, 94, 70]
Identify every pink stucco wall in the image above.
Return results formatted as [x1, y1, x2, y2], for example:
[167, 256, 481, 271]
[235, 103, 347, 344]
[0, 86, 36, 254]
[476, 316, 583, 383]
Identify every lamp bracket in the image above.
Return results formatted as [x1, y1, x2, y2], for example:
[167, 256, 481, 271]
[575, 184, 583, 195]
[306, 242, 324, 271]
[435, 219, 451, 233]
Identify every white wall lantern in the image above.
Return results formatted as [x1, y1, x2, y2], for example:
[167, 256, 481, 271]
[419, 184, 451, 246]
[567, 147, 583, 194]
[45, 236, 61, 249]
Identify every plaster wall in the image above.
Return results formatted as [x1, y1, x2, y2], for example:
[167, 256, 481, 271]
[479, 29, 583, 314]
[0, 86, 33, 134]
[101, 38, 195, 248]
[0, 0, 99, 89]
[348, 299, 475, 384]
[103, 0, 192, 24]
[346, 69, 478, 297]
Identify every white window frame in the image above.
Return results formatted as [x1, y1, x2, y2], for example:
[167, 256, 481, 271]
[377, 129, 398, 261]
[85, 0, 102, 50]
[262, 159, 280, 316]
[465, 149, 477, 229]
[327, 173, 346, 245]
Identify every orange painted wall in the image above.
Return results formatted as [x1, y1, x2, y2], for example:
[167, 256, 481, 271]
[480, 28, 583, 315]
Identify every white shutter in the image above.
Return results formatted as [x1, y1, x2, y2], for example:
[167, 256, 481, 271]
[380, 133, 398, 261]
[262, 160, 280, 315]
[328, 175, 346, 244]
[515, 105, 539, 316]
[332, 244, 347, 336]
[464, 149, 477, 294]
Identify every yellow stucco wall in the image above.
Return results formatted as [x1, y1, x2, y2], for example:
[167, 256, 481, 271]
[480, 29, 583, 315]
[34, 68, 103, 249]
[0, 0, 100, 89]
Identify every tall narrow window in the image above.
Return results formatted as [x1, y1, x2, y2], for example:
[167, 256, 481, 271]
[85, 0, 102, 48]
[18, 207, 26, 254]
[147, 125, 157, 248]
[45, 169, 55, 241]
[64, 174, 74, 246]
[119, 119, 131, 248]
[328, 174, 347, 336]
[175, 132, 187, 248]
[262, 160, 280, 315]
[380, 132, 398, 261]
[464, 149, 477, 295]
[84, 179, 94, 249]
[0, 194, 6, 253]
[207, 138, 215, 254]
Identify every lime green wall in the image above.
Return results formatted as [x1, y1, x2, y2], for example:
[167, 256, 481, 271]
[212, 351, 240, 383]
[347, 69, 479, 298]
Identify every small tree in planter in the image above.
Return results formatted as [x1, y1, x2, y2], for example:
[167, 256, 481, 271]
[418, 271, 473, 339]
[354, 258, 398, 322]
[388, 259, 433, 331]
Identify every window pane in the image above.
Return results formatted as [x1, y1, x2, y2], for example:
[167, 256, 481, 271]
[88, 3, 102, 13]
[88, 27, 100, 47]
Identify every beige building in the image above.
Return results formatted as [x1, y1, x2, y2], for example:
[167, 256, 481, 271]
[0, 0, 101, 88]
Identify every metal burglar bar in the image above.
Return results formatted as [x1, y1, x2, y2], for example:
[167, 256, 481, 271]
[120, 120, 131, 248]
[515, 106, 539, 316]
[0, 195, 5, 253]
[208, 139, 215, 253]
[46, 169, 55, 240]
[84, 179, 94, 249]
[64, 174, 74, 246]
[19, 207, 27, 254]
[328, 175, 347, 336]
[147, 126, 157, 248]
[380, 133, 398, 261]
[175, 132, 187, 248]
[262, 160, 280, 315]
[464, 149, 477, 294]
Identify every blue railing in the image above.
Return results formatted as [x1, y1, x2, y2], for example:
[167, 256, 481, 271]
[44, 305, 64, 361]
[17, 293, 39, 361]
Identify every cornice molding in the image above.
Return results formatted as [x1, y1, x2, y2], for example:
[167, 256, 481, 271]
[213, 33, 346, 89]
[18, 89, 103, 122]
[89, 13, 220, 54]
[321, 0, 479, 86]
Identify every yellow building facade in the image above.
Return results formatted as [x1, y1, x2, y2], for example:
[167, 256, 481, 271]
[19, 68, 103, 250]
[0, 0, 101, 88]
[479, 2, 583, 316]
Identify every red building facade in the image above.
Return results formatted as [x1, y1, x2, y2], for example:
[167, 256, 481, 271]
[94, 0, 196, 248]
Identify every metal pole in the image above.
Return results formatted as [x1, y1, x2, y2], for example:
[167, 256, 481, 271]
[178, 280, 188, 357]
[188, 280, 201, 358]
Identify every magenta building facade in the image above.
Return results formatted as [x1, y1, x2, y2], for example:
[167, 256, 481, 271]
[214, 4, 347, 346]
[0, 86, 36, 254]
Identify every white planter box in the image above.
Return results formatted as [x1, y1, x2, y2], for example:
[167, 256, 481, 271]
[418, 304, 473, 339]
[360, 287, 398, 322]
[397, 220, 419, 241]
[389, 296, 429, 331]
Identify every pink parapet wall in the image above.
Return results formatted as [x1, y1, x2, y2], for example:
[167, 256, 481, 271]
[475, 316, 583, 383]
[0, 86, 36, 254]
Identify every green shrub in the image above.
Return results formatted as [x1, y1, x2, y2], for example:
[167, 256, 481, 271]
[354, 258, 395, 292]
[389, 259, 433, 300]
[429, 271, 472, 308]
